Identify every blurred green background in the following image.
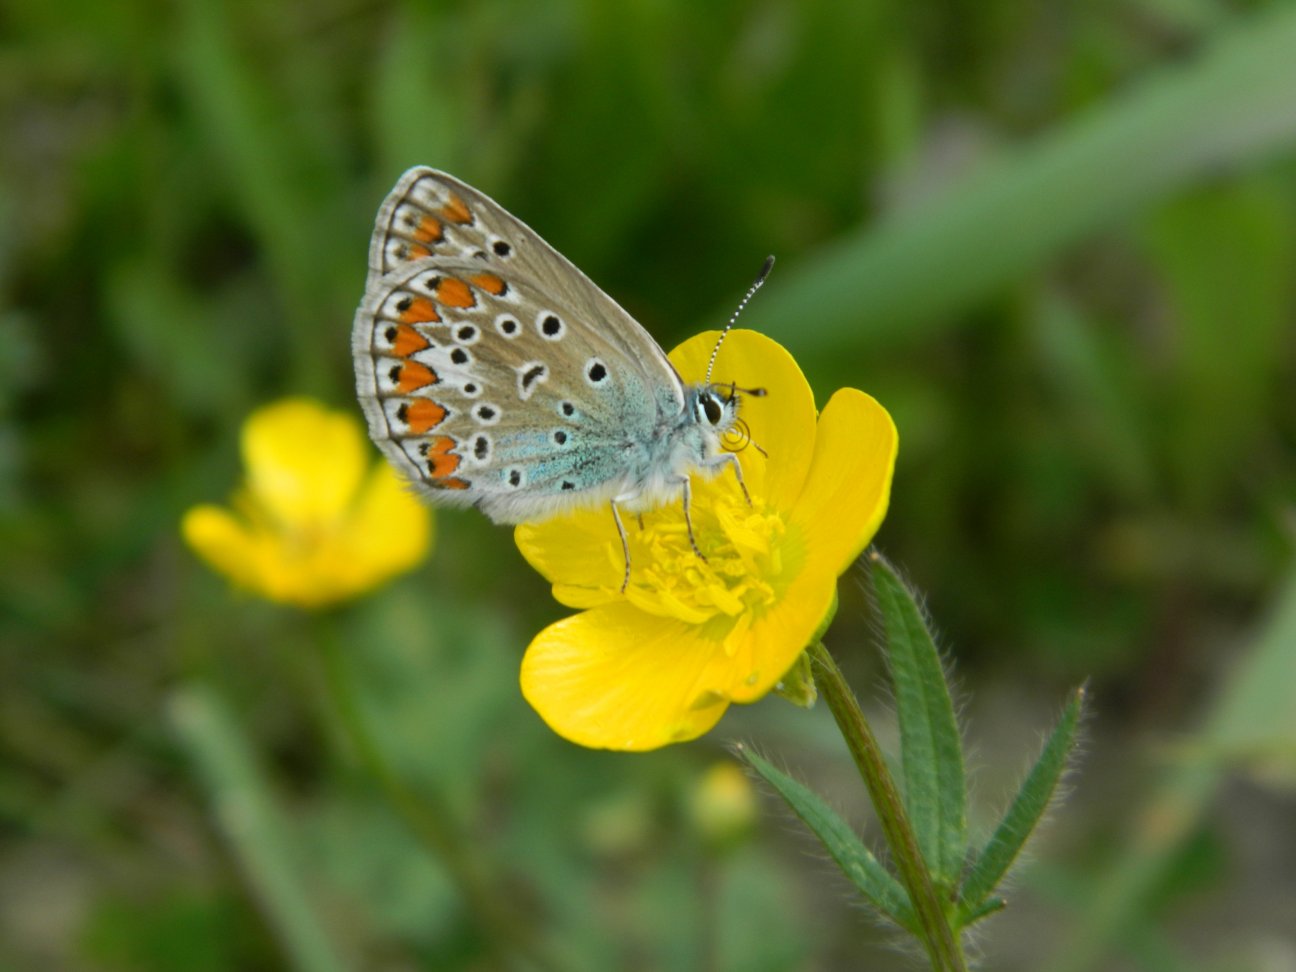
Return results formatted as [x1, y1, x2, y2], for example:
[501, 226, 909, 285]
[3, 0, 1295, 969]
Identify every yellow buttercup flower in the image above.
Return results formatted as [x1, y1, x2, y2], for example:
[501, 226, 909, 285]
[182, 398, 432, 608]
[516, 330, 897, 751]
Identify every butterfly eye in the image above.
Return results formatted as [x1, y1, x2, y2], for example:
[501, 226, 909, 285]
[699, 393, 724, 426]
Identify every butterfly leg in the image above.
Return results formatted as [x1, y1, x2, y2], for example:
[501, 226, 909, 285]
[611, 500, 632, 593]
[713, 452, 753, 506]
[678, 476, 708, 563]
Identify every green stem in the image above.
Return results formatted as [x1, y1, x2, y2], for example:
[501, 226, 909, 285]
[313, 620, 563, 972]
[809, 641, 967, 972]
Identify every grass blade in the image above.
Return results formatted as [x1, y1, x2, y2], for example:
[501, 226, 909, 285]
[751, 6, 1296, 353]
[170, 685, 350, 972]
[1050, 563, 1296, 972]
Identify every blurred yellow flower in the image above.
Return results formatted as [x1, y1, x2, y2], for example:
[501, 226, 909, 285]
[516, 331, 897, 751]
[690, 762, 758, 847]
[182, 398, 432, 608]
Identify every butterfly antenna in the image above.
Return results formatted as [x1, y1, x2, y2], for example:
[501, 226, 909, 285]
[705, 255, 775, 384]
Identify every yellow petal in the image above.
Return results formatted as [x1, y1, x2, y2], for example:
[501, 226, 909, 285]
[669, 329, 818, 511]
[181, 505, 266, 593]
[183, 503, 328, 607]
[514, 506, 625, 607]
[339, 465, 434, 583]
[242, 398, 368, 527]
[519, 552, 839, 749]
[520, 602, 732, 751]
[788, 389, 898, 577]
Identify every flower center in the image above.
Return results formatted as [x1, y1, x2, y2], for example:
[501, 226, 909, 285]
[623, 484, 788, 632]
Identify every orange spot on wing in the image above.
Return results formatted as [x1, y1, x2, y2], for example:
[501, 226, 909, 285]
[469, 272, 506, 295]
[435, 277, 475, 308]
[413, 215, 443, 243]
[424, 435, 462, 479]
[438, 477, 470, 490]
[406, 243, 431, 259]
[390, 324, 431, 357]
[440, 194, 473, 225]
[399, 297, 441, 324]
[405, 399, 447, 434]
[396, 361, 439, 393]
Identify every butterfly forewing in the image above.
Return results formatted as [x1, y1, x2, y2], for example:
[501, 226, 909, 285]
[365, 168, 683, 393]
[354, 255, 678, 523]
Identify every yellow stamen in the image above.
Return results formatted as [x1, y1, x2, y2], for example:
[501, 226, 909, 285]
[618, 483, 788, 625]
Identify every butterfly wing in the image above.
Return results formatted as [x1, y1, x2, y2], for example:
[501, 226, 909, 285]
[353, 176, 692, 522]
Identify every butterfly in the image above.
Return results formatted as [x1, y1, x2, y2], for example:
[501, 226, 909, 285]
[352, 168, 769, 590]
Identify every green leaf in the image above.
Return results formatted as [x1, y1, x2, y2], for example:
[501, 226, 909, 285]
[1204, 564, 1296, 775]
[869, 555, 967, 887]
[773, 650, 817, 708]
[735, 745, 914, 930]
[958, 685, 1086, 919]
[961, 896, 1005, 926]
